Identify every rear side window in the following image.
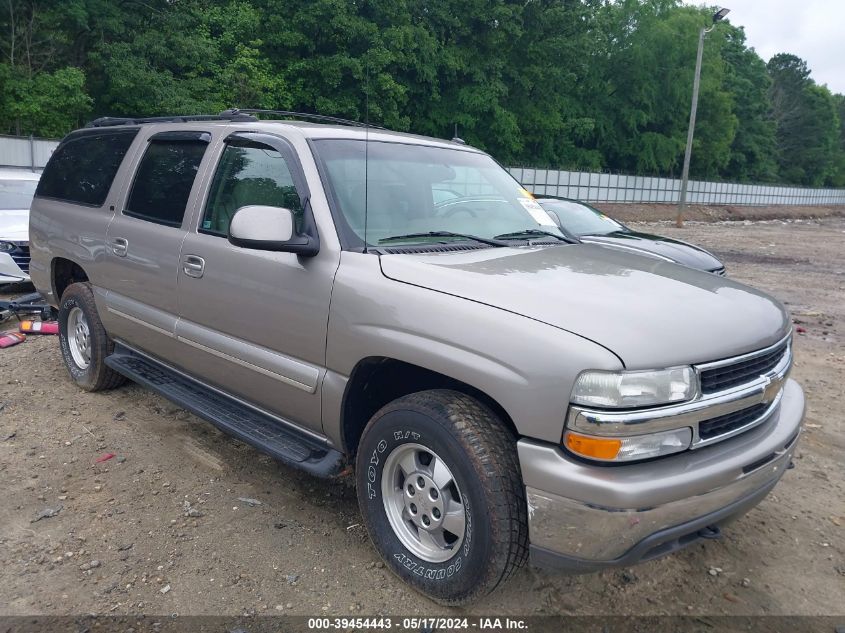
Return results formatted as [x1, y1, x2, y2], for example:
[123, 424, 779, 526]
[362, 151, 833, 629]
[35, 129, 138, 206]
[125, 137, 208, 227]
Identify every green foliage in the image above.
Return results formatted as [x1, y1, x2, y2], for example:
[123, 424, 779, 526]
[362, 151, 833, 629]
[0, 65, 92, 136]
[0, 0, 843, 186]
[721, 26, 778, 182]
[768, 54, 841, 186]
[831, 95, 845, 187]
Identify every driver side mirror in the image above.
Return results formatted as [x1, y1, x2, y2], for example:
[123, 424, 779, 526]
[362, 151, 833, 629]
[228, 205, 319, 256]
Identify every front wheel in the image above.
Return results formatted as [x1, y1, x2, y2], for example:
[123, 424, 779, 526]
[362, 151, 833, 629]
[355, 390, 527, 605]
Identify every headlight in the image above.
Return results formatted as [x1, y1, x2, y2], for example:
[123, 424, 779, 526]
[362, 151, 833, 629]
[0, 241, 16, 253]
[563, 427, 692, 462]
[570, 366, 697, 409]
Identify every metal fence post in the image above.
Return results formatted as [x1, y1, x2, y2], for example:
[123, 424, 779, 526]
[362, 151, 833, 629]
[29, 134, 36, 172]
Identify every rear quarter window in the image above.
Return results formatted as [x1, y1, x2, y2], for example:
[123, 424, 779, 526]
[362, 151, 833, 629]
[35, 129, 139, 206]
[124, 138, 208, 228]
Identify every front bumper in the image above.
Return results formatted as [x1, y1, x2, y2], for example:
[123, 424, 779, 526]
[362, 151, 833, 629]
[519, 378, 804, 571]
[0, 245, 30, 283]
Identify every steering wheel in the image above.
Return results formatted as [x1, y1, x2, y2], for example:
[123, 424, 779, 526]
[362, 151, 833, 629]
[435, 199, 479, 218]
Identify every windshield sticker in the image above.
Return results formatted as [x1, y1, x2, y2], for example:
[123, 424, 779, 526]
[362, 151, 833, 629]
[517, 197, 558, 226]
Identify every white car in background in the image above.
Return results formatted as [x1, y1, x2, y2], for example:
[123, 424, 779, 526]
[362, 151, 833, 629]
[0, 168, 39, 284]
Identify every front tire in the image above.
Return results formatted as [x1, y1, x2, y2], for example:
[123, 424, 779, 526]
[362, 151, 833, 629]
[58, 282, 126, 392]
[355, 389, 527, 605]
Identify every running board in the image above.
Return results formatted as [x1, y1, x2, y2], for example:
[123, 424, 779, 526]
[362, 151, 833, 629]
[105, 345, 344, 478]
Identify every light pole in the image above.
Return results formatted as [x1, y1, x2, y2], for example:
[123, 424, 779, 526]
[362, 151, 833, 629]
[676, 7, 730, 228]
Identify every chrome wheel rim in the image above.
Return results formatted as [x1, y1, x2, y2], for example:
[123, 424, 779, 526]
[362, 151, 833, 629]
[67, 306, 91, 369]
[381, 442, 466, 563]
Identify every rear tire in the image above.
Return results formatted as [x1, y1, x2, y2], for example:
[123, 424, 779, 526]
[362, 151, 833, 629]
[355, 389, 528, 605]
[58, 282, 126, 392]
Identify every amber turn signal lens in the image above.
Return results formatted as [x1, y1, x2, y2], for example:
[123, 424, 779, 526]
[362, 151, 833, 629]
[565, 432, 622, 460]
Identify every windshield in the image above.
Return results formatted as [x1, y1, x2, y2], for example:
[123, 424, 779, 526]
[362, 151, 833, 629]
[538, 199, 624, 236]
[313, 140, 566, 247]
[0, 178, 38, 211]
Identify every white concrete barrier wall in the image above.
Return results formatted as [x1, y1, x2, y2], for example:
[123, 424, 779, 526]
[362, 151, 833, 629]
[0, 135, 60, 170]
[510, 167, 845, 206]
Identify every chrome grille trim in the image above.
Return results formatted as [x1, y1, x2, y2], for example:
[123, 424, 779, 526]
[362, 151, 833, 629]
[695, 333, 791, 372]
[693, 390, 782, 447]
[567, 334, 793, 450]
[698, 336, 790, 394]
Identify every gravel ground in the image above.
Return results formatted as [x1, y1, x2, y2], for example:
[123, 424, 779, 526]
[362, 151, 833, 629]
[0, 217, 843, 618]
[595, 203, 845, 224]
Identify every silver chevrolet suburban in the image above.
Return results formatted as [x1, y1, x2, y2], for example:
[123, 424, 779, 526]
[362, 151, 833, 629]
[29, 111, 804, 605]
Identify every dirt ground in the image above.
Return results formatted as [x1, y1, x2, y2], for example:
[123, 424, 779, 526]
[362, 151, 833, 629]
[0, 215, 843, 618]
[595, 202, 845, 224]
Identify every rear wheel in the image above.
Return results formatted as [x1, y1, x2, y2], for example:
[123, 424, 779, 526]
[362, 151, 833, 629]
[58, 282, 125, 392]
[355, 389, 527, 605]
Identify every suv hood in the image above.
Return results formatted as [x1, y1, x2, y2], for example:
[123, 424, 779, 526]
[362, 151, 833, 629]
[580, 230, 723, 272]
[379, 244, 789, 369]
[0, 209, 30, 241]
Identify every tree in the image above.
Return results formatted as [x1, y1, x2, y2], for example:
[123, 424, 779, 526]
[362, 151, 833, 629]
[720, 25, 778, 181]
[1, 66, 91, 136]
[0, 0, 843, 186]
[592, 3, 736, 177]
[497, 0, 604, 168]
[768, 53, 839, 185]
[256, 0, 420, 130]
[831, 94, 845, 187]
[0, 0, 93, 134]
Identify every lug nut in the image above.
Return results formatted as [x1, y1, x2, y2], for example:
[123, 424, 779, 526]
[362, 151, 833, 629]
[409, 503, 417, 515]
[432, 508, 441, 519]
[417, 476, 425, 489]
[422, 515, 430, 526]
[430, 488, 439, 500]
[407, 484, 415, 496]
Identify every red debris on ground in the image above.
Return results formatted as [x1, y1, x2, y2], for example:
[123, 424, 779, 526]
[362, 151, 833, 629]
[0, 332, 26, 348]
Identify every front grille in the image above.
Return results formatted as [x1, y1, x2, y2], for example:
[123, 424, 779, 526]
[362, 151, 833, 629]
[700, 340, 788, 394]
[10, 244, 30, 273]
[699, 402, 769, 440]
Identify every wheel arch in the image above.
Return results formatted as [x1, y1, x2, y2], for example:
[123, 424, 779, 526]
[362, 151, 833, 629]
[52, 257, 90, 302]
[339, 356, 519, 458]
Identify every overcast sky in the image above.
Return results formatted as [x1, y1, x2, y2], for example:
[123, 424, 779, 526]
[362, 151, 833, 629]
[686, 0, 845, 94]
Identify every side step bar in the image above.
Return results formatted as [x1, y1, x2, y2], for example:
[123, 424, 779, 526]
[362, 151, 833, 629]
[105, 344, 344, 478]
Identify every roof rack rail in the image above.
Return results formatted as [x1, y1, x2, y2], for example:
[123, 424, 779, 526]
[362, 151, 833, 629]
[85, 112, 259, 128]
[220, 108, 385, 129]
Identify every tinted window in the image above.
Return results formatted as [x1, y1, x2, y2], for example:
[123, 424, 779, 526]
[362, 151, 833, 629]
[125, 140, 207, 227]
[201, 142, 303, 236]
[0, 179, 38, 210]
[36, 129, 138, 206]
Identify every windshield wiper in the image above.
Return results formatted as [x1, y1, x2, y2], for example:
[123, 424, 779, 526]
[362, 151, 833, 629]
[378, 231, 507, 247]
[493, 229, 579, 244]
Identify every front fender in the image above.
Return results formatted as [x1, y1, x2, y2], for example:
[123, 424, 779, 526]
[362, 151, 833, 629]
[323, 252, 622, 445]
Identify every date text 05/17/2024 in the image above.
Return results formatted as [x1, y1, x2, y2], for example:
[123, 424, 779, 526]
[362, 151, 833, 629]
[306, 617, 529, 630]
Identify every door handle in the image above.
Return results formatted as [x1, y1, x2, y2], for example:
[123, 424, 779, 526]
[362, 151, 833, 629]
[182, 254, 205, 278]
[110, 237, 128, 257]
